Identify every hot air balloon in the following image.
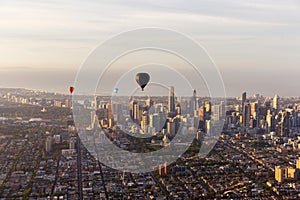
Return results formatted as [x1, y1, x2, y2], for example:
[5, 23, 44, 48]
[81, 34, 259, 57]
[113, 88, 119, 93]
[135, 73, 150, 91]
[69, 86, 74, 94]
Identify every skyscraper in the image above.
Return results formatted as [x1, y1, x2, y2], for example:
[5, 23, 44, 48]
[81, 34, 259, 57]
[243, 103, 251, 128]
[130, 100, 140, 123]
[266, 110, 275, 132]
[212, 105, 220, 121]
[141, 111, 149, 132]
[168, 86, 175, 113]
[273, 94, 279, 110]
[188, 89, 197, 115]
[241, 91, 246, 113]
[192, 89, 197, 110]
[146, 96, 153, 108]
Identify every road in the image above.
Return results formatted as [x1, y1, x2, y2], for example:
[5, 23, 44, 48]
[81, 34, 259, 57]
[77, 136, 83, 200]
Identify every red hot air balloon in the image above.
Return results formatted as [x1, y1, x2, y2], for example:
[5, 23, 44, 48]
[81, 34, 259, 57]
[69, 86, 74, 94]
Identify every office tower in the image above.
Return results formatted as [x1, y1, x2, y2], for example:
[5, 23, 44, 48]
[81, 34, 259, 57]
[280, 111, 290, 137]
[294, 111, 300, 128]
[206, 120, 211, 135]
[189, 89, 197, 114]
[275, 166, 284, 183]
[180, 100, 188, 115]
[198, 106, 206, 130]
[141, 111, 149, 132]
[155, 103, 164, 113]
[273, 94, 279, 110]
[249, 117, 256, 129]
[243, 103, 251, 127]
[149, 114, 160, 132]
[88, 111, 96, 130]
[175, 103, 181, 115]
[212, 105, 220, 121]
[167, 120, 176, 136]
[173, 117, 180, 134]
[219, 101, 225, 118]
[241, 92, 247, 112]
[130, 100, 140, 123]
[266, 110, 275, 132]
[199, 106, 205, 120]
[168, 86, 175, 113]
[107, 104, 113, 119]
[146, 96, 153, 108]
[250, 102, 259, 117]
[205, 101, 211, 115]
[250, 102, 259, 127]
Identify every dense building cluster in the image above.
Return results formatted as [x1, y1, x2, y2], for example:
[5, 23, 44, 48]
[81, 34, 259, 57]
[1, 88, 300, 199]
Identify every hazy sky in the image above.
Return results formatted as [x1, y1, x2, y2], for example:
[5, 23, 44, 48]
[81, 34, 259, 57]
[0, 0, 299, 96]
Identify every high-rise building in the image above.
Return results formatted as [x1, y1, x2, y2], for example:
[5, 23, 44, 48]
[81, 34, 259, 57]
[149, 114, 160, 132]
[130, 100, 140, 123]
[189, 89, 197, 115]
[146, 96, 153, 108]
[167, 120, 176, 136]
[168, 86, 175, 113]
[212, 105, 220, 121]
[275, 166, 284, 183]
[219, 101, 225, 118]
[174, 103, 180, 115]
[206, 120, 211, 135]
[250, 102, 259, 117]
[266, 110, 275, 132]
[241, 92, 247, 113]
[204, 101, 211, 115]
[243, 103, 251, 127]
[280, 111, 290, 137]
[141, 111, 149, 133]
[198, 106, 205, 121]
[273, 94, 279, 110]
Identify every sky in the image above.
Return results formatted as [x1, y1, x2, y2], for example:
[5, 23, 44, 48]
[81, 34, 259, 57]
[0, 0, 299, 97]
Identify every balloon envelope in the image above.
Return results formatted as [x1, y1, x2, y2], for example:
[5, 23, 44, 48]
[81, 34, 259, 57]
[69, 86, 74, 94]
[135, 73, 150, 91]
[114, 88, 119, 93]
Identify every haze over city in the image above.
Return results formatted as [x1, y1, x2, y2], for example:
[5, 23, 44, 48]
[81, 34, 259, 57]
[1, 0, 300, 96]
[2, 1, 300, 199]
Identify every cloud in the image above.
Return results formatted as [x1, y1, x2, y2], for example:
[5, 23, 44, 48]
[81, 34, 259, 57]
[0, 0, 299, 96]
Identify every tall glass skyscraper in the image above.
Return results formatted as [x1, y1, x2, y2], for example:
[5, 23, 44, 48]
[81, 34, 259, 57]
[168, 86, 175, 113]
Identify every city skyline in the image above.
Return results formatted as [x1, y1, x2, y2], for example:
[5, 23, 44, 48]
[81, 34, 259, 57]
[0, 0, 300, 96]
[1, 1, 300, 198]
[1, 85, 300, 198]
